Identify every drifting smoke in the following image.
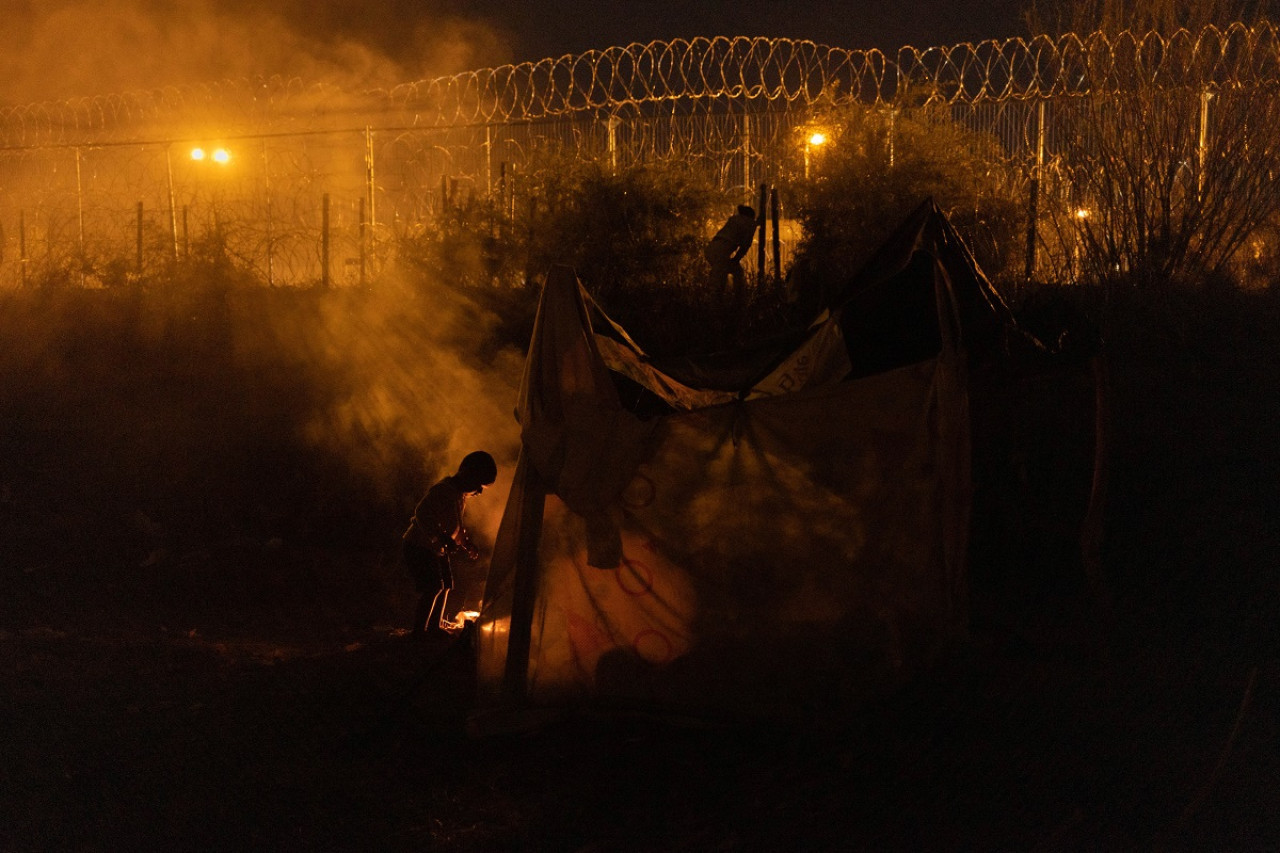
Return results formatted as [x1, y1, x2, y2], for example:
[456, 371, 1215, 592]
[0, 0, 513, 105]
[290, 268, 525, 550]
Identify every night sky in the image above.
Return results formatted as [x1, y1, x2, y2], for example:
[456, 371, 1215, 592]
[381, 0, 1033, 61]
[1, 0, 1032, 105]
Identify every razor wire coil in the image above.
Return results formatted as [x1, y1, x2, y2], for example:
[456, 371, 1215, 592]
[3, 24, 1279, 147]
[3, 23, 1279, 287]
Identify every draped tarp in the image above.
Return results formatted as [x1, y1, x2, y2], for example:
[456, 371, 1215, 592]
[512, 264, 654, 569]
[473, 250, 972, 727]
[476, 266, 655, 702]
[586, 198, 1036, 418]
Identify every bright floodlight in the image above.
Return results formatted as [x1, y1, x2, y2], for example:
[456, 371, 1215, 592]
[190, 147, 206, 161]
[808, 131, 828, 147]
[1075, 208, 1090, 219]
[212, 148, 231, 164]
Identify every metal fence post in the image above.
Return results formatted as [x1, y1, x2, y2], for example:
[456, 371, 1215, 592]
[1198, 88, 1213, 201]
[359, 195, 367, 286]
[19, 210, 27, 288]
[1025, 100, 1045, 281]
[756, 183, 767, 282]
[321, 192, 331, 288]
[770, 187, 781, 284]
[499, 161, 507, 214]
[165, 145, 178, 263]
[485, 124, 494, 195]
[136, 201, 144, 278]
[263, 139, 274, 286]
[888, 107, 897, 168]
[607, 115, 620, 173]
[75, 148, 85, 260]
[364, 126, 376, 232]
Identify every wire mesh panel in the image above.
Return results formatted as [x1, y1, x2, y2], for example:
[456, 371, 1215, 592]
[1, 25, 1278, 286]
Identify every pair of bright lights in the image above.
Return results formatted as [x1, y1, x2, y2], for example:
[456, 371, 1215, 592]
[190, 147, 231, 164]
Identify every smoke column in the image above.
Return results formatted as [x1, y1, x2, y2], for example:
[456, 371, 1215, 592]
[0, 0, 512, 105]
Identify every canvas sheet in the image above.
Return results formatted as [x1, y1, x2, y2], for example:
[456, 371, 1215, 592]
[477, 355, 969, 720]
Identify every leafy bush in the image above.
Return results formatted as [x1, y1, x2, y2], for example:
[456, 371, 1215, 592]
[784, 99, 1024, 299]
[396, 154, 745, 354]
[397, 194, 520, 290]
[522, 158, 718, 302]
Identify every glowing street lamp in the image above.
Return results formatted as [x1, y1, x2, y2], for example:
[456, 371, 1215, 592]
[804, 130, 828, 180]
[191, 146, 232, 164]
[187, 144, 234, 247]
[1071, 208, 1092, 282]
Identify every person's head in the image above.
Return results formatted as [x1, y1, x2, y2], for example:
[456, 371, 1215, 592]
[455, 450, 497, 494]
[737, 204, 756, 219]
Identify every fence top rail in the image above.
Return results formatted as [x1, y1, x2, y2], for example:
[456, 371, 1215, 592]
[2, 22, 1277, 148]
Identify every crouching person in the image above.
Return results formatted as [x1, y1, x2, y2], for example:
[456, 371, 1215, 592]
[403, 450, 497, 640]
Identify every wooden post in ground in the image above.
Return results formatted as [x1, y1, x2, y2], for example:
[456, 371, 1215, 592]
[1080, 353, 1114, 632]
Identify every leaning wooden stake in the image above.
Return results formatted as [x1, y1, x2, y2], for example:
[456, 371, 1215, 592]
[1080, 352, 1114, 626]
[1174, 666, 1258, 834]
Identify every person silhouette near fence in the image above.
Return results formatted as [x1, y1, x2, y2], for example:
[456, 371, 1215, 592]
[704, 204, 758, 293]
[402, 451, 497, 640]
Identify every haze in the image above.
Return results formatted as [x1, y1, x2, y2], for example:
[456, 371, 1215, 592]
[0, 0, 1028, 106]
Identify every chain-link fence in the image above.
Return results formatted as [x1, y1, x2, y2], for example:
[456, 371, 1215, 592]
[2, 23, 1278, 287]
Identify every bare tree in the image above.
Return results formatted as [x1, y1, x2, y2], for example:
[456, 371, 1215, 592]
[1027, 0, 1268, 38]
[1029, 1, 1280, 287]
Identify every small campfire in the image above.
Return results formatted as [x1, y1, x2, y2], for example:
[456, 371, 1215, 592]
[445, 610, 481, 631]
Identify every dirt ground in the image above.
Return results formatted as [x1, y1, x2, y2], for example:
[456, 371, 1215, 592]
[2, 285, 1278, 851]
[1, 578, 1275, 852]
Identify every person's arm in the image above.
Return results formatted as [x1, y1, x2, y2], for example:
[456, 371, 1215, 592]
[731, 217, 756, 259]
[455, 528, 480, 560]
[445, 496, 480, 560]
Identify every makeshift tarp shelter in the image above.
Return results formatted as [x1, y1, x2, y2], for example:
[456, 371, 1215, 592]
[472, 199, 1023, 728]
